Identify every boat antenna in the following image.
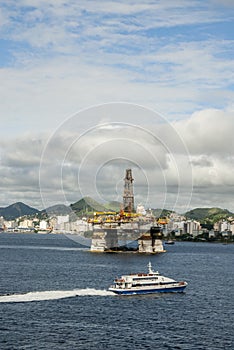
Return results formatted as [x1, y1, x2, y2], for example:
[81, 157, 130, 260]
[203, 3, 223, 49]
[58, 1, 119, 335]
[148, 261, 153, 274]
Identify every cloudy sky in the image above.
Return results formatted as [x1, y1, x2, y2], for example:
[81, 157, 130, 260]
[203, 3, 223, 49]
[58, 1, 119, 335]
[0, 0, 234, 213]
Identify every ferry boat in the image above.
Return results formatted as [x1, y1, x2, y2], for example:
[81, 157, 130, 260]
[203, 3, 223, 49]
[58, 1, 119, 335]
[109, 262, 187, 295]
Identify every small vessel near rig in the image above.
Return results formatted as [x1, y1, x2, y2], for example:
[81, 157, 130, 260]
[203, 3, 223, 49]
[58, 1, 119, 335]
[109, 262, 187, 295]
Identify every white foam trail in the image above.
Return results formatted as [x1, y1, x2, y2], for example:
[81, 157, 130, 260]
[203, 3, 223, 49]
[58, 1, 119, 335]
[0, 245, 87, 251]
[0, 289, 114, 303]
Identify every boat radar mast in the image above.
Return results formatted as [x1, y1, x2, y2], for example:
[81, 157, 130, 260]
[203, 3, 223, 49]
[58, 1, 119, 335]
[147, 262, 159, 275]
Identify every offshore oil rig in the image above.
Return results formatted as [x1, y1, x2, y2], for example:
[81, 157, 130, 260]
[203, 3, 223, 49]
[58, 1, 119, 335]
[89, 169, 165, 253]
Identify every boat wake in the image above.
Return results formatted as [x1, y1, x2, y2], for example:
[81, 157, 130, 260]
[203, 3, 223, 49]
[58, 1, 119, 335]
[0, 288, 114, 303]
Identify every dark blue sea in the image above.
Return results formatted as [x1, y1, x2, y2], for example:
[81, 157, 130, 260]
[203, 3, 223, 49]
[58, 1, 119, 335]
[0, 233, 233, 350]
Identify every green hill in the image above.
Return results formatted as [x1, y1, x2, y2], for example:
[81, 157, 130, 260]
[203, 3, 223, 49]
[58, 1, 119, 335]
[185, 207, 233, 224]
[70, 197, 107, 215]
[151, 208, 175, 218]
[104, 201, 121, 212]
[43, 204, 71, 216]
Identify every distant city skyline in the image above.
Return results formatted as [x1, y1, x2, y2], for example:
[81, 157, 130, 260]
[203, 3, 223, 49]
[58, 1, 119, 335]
[0, 1, 234, 212]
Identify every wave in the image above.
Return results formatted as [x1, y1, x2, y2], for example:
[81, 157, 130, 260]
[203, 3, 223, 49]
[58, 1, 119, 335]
[0, 288, 114, 303]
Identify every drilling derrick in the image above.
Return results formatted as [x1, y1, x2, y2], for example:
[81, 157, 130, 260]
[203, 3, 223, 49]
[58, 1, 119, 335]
[123, 169, 134, 213]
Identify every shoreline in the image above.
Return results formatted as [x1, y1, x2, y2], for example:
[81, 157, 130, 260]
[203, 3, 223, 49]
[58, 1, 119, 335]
[0, 231, 233, 244]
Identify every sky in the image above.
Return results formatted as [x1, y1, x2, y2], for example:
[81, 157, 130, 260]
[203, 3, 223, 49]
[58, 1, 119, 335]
[0, 0, 234, 213]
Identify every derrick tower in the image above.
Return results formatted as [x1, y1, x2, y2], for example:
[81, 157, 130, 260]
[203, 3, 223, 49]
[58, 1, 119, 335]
[123, 169, 134, 213]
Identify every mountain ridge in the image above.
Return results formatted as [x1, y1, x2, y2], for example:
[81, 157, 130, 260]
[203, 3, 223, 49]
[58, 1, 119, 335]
[0, 200, 233, 221]
[0, 202, 39, 220]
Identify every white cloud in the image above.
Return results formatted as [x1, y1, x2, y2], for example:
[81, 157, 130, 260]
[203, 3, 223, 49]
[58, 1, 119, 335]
[1, 106, 234, 212]
[173, 109, 234, 210]
[0, 104, 192, 211]
[175, 109, 234, 155]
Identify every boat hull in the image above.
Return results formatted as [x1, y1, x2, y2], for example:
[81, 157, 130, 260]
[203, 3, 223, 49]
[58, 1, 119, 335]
[109, 285, 187, 295]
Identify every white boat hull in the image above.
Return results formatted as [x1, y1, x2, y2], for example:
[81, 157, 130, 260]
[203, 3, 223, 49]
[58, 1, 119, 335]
[109, 282, 187, 295]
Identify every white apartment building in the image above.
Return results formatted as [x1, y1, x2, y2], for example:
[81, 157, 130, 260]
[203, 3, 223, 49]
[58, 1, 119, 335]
[39, 220, 48, 230]
[18, 219, 34, 229]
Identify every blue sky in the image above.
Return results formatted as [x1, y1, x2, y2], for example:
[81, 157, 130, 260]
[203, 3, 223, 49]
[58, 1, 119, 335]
[0, 0, 234, 211]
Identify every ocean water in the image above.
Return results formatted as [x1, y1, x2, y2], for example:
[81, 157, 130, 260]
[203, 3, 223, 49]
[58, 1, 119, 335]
[0, 233, 233, 350]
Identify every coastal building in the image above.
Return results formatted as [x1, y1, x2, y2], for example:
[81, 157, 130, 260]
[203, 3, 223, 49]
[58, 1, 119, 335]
[39, 220, 48, 230]
[3, 220, 17, 230]
[0, 217, 6, 231]
[231, 222, 234, 235]
[221, 221, 228, 232]
[171, 221, 186, 236]
[136, 203, 146, 216]
[213, 221, 220, 232]
[213, 220, 234, 236]
[51, 215, 69, 231]
[185, 220, 201, 236]
[57, 215, 69, 225]
[18, 219, 34, 229]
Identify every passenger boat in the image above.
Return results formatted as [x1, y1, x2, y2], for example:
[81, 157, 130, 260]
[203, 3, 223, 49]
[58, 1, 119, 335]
[109, 262, 187, 295]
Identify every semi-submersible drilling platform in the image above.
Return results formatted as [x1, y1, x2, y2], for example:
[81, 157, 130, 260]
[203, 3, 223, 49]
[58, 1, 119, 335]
[89, 169, 165, 253]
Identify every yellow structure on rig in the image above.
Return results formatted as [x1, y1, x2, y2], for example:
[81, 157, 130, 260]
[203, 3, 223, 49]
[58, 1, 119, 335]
[88, 210, 140, 226]
[157, 217, 169, 225]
